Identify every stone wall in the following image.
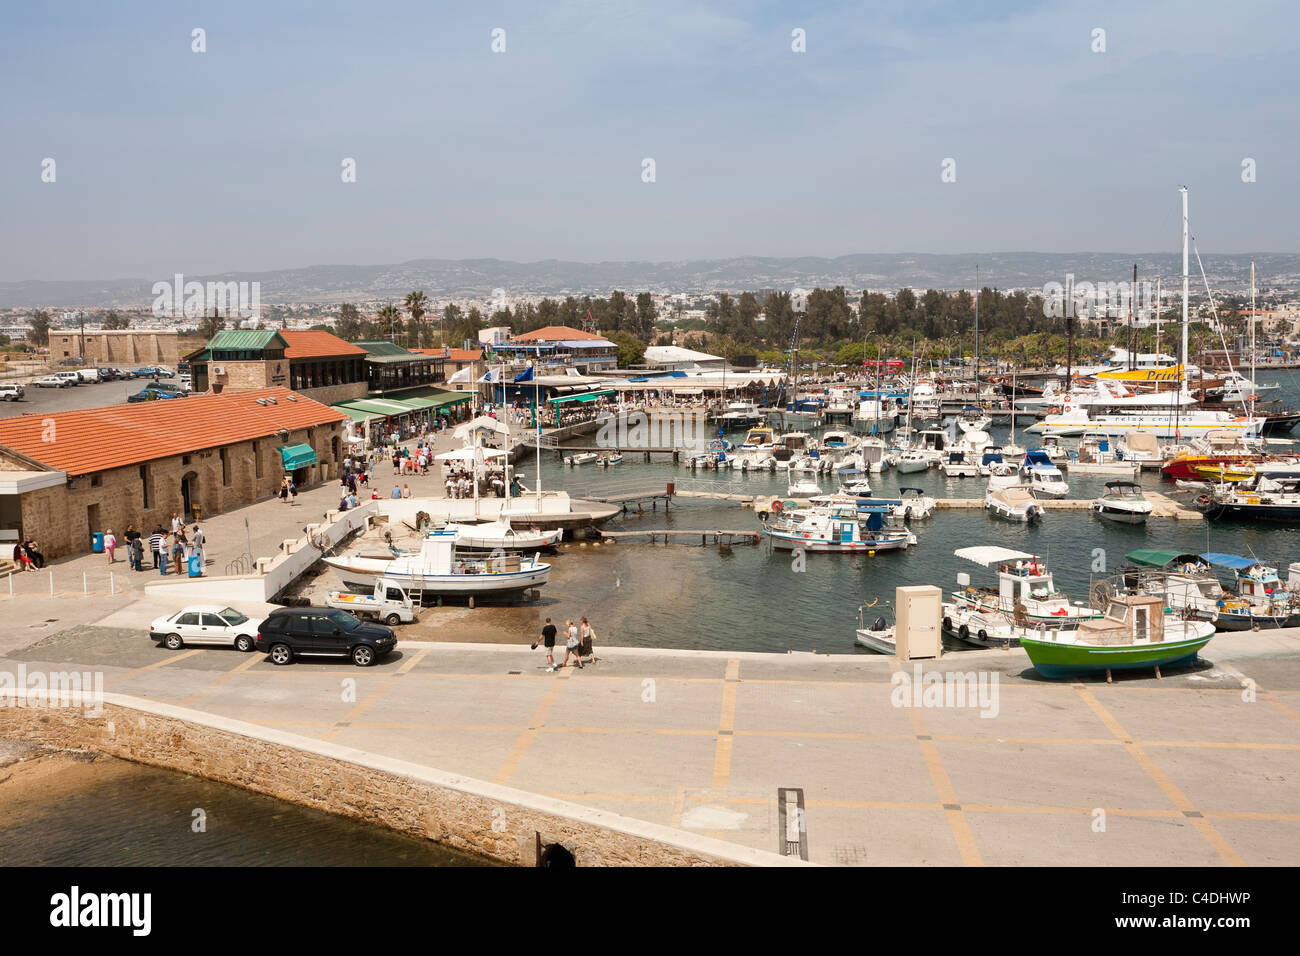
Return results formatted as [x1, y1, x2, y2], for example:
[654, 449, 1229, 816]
[50, 332, 180, 366]
[2, 693, 799, 867]
[16, 422, 344, 558]
[299, 382, 367, 406]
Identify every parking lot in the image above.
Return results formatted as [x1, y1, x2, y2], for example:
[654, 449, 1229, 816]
[0, 372, 181, 419]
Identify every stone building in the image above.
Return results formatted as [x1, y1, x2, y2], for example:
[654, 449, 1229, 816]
[187, 329, 370, 404]
[0, 387, 345, 559]
[50, 330, 180, 367]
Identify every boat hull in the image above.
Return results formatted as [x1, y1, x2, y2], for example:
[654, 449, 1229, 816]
[1019, 633, 1213, 678]
[854, 627, 896, 654]
[324, 558, 550, 597]
[1092, 502, 1151, 524]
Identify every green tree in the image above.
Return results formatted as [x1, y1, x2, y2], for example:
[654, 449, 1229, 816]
[335, 303, 365, 340]
[607, 330, 646, 367]
[102, 310, 130, 330]
[376, 304, 402, 342]
[197, 308, 224, 341]
[404, 291, 428, 348]
[27, 310, 51, 346]
[634, 292, 658, 339]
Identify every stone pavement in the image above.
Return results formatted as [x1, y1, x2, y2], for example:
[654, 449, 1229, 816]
[5, 622, 1299, 867]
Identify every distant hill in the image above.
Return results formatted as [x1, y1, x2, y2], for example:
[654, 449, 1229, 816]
[4, 253, 1299, 308]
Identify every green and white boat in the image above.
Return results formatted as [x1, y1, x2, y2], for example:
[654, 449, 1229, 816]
[1019, 593, 1216, 679]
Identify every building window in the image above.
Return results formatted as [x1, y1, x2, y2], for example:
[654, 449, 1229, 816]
[183, 455, 191, 465]
[140, 465, 150, 509]
[220, 447, 230, 486]
[254, 441, 263, 479]
[90, 475, 102, 488]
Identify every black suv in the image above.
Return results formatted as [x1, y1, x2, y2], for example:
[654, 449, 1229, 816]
[255, 607, 397, 666]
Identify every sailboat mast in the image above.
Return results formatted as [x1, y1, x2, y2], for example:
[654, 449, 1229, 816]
[973, 265, 980, 391]
[1180, 186, 1190, 377]
[1250, 260, 1256, 421]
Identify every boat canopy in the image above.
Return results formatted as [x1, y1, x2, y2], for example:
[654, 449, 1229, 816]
[954, 546, 1036, 568]
[1024, 449, 1054, 467]
[1126, 431, 1159, 454]
[1126, 549, 1201, 568]
[1200, 552, 1263, 571]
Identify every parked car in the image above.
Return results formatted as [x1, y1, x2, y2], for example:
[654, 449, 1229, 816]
[134, 365, 174, 378]
[56, 356, 86, 366]
[34, 375, 72, 388]
[76, 367, 101, 383]
[0, 383, 24, 401]
[144, 379, 184, 394]
[129, 366, 157, 378]
[127, 387, 184, 402]
[97, 367, 123, 381]
[149, 606, 264, 652]
[254, 607, 397, 666]
[55, 370, 82, 386]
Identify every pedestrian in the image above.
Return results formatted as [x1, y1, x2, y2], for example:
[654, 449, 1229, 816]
[22, 537, 45, 569]
[562, 619, 584, 669]
[580, 616, 598, 664]
[288, 479, 297, 505]
[149, 526, 165, 571]
[401, 483, 411, 498]
[279, 477, 289, 503]
[532, 617, 558, 673]
[129, 533, 144, 572]
[191, 525, 205, 567]
[103, 529, 117, 563]
[12, 541, 35, 572]
[170, 512, 182, 535]
[171, 531, 186, 575]
[391, 484, 401, 499]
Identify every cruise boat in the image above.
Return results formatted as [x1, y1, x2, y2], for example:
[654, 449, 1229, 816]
[1194, 471, 1300, 522]
[1019, 593, 1216, 679]
[1027, 392, 1264, 439]
[1091, 481, 1153, 524]
[762, 504, 916, 553]
[324, 529, 551, 598]
[985, 484, 1044, 522]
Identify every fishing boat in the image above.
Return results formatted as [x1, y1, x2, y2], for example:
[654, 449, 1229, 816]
[1091, 481, 1153, 524]
[985, 484, 1044, 522]
[1121, 551, 1225, 622]
[1018, 593, 1216, 679]
[942, 546, 1100, 647]
[324, 529, 551, 598]
[1198, 553, 1299, 629]
[564, 452, 599, 466]
[762, 504, 916, 552]
[854, 603, 896, 654]
[442, 519, 563, 552]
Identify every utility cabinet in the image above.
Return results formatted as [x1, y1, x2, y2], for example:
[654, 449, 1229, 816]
[896, 585, 942, 660]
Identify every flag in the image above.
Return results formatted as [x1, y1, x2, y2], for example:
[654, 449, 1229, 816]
[513, 366, 533, 383]
[447, 367, 473, 384]
[476, 368, 500, 384]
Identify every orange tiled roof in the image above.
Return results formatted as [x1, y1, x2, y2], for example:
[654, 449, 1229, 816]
[411, 348, 482, 361]
[0, 387, 346, 476]
[511, 326, 606, 342]
[280, 330, 368, 359]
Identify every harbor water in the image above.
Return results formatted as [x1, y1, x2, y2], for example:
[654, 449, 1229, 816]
[477, 370, 1300, 655]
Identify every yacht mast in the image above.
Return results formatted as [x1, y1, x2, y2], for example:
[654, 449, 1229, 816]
[1180, 186, 1189, 379]
[1250, 260, 1256, 420]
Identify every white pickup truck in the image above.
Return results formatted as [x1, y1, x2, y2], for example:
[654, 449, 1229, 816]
[325, 578, 418, 625]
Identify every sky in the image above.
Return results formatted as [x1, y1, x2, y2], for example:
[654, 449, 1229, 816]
[2, 0, 1297, 282]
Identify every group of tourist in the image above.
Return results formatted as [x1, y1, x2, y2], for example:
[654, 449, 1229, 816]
[109, 515, 207, 575]
[532, 616, 599, 673]
[11, 535, 45, 571]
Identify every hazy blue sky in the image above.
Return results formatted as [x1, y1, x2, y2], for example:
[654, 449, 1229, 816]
[2, 0, 1296, 281]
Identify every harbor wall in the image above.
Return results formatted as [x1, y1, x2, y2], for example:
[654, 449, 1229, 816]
[3, 691, 802, 868]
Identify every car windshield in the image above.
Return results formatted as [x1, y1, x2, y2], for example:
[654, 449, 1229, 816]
[219, 608, 249, 625]
[328, 610, 361, 630]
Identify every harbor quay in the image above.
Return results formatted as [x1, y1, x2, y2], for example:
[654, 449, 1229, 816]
[2, 571, 1298, 865]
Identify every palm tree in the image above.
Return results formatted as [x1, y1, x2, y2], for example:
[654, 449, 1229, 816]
[404, 291, 427, 349]
[377, 304, 401, 342]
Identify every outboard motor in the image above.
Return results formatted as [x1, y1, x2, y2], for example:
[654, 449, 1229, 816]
[871, 616, 888, 632]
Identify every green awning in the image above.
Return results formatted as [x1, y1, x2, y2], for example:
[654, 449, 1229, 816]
[334, 406, 382, 423]
[549, 389, 615, 405]
[278, 443, 318, 471]
[1126, 549, 1203, 568]
[334, 399, 414, 417]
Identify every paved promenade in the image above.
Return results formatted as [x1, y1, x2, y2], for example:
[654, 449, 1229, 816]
[4, 613, 1298, 866]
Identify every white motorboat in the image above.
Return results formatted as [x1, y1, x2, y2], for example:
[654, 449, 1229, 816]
[895, 448, 931, 473]
[854, 604, 896, 654]
[324, 529, 552, 597]
[858, 437, 891, 473]
[733, 425, 779, 470]
[985, 461, 1021, 491]
[1023, 462, 1069, 499]
[1091, 481, 1153, 524]
[787, 473, 823, 497]
[719, 401, 762, 429]
[1064, 437, 1138, 476]
[955, 407, 992, 433]
[940, 450, 980, 477]
[763, 504, 915, 552]
[1115, 430, 1165, 470]
[565, 452, 599, 466]
[598, 452, 624, 466]
[985, 484, 1044, 522]
[442, 518, 563, 552]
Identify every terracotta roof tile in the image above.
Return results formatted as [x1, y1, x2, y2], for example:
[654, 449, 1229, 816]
[511, 326, 607, 342]
[280, 330, 368, 359]
[0, 387, 345, 476]
[411, 348, 482, 361]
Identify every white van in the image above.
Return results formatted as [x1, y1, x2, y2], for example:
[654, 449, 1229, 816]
[76, 367, 102, 383]
[55, 370, 82, 386]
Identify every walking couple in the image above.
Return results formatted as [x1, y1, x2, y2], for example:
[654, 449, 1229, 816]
[532, 616, 598, 673]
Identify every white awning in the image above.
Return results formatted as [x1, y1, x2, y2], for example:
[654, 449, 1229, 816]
[954, 546, 1036, 567]
[453, 415, 510, 439]
[436, 447, 508, 462]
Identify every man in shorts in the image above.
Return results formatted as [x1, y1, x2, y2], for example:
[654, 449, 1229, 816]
[533, 617, 558, 673]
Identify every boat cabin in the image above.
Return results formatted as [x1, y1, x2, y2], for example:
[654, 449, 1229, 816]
[740, 426, 776, 447]
[1076, 594, 1166, 645]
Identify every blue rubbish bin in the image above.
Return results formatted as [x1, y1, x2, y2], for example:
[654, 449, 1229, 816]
[91, 531, 105, 553]
[187, 554, 203, 577]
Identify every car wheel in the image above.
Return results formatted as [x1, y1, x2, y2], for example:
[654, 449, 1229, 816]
[384, 613, 401, 626]
[269, 643, 293, 665]
[351, 645, 375, 667]
[164, 633, 183, 650]
[234, 634, 254, 652]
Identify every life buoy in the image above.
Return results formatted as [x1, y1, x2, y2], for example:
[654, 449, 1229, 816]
[771, 499, 784, 513]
